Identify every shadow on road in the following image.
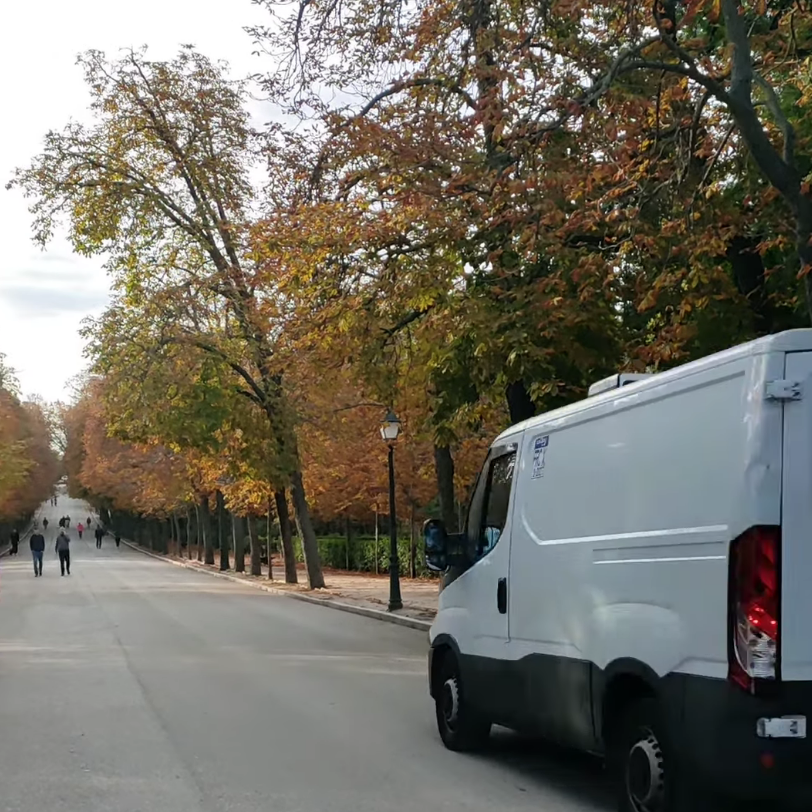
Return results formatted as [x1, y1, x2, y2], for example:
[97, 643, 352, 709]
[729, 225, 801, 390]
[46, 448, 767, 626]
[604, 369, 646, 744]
[475, 731, 801, 812]
[471, 728, 612, 810]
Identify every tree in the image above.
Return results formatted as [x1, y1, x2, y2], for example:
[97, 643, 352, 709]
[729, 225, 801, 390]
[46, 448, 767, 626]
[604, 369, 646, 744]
[259, 0, 812, 320]
[0, 356, 61, 527]
[10, 47, 326, 587]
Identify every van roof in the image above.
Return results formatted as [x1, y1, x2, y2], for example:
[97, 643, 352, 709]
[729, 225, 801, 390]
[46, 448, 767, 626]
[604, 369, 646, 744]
[495, 328, 812, 444]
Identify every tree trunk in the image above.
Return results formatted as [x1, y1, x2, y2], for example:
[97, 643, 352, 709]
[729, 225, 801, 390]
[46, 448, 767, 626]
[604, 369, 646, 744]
[266, 501, 274, 580]
[345, 514, 351, 570]
[410, 503, 416, 579]
[727, 236, 775, 335]
[374, 504, 379, 575]
[186, 507, 193, 560]
[290, 468, 325, 589]
[433, 444, 457, 532]
[798, 209, 812, 324]
[201, 495, 215, 565]
[234, 514, 246, 573]
[217, 490, 230, 571]
[505, 379, 536, 425]
[171, 514, 181, 555]
[249, 516, 262, 577]
[274, 489, 298, 584]
[196, 502, 206, 563]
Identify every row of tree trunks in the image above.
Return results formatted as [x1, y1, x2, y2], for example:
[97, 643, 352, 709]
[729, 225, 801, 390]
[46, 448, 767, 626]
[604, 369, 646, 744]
[103, 487, 303, 586]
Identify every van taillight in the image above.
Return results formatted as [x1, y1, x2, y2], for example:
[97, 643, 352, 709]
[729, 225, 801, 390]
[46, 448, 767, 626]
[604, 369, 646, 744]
[729, 526, 780, 692]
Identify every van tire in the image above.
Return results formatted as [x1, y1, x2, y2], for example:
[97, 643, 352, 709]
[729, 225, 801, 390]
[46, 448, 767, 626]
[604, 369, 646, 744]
[435, 654, 491, 752]
[609, 698, 721, 812]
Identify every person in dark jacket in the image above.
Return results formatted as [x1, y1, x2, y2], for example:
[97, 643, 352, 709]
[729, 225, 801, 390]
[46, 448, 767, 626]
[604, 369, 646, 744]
[115, 532, 121, 548]
[9, 528, 19, 556]
[55, 531, 71, 575]
[29, 531, 45, 576]
[94, 525, 105, 549]
[87, 516, 92, 527]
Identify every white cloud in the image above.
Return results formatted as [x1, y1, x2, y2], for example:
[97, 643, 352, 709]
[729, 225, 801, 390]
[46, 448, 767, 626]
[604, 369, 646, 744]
[0, 0, 268, 401]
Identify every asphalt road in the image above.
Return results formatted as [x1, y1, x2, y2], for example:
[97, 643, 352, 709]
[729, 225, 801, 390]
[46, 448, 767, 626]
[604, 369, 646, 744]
[0, 497, 611, 812]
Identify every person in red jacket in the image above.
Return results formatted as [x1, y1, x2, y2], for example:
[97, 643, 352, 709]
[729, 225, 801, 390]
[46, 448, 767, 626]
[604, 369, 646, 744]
[77, 522, 85, 539]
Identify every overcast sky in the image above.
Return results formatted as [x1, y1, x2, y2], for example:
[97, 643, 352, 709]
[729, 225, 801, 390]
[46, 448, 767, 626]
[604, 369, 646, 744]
[1, 0, 267, 402]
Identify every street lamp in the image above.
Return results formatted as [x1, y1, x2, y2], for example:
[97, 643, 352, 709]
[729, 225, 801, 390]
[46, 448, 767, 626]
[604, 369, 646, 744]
[380, 411, 403, 611]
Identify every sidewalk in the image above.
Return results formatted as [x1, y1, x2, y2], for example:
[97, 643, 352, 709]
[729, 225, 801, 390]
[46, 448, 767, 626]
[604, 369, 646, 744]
[124, 542, 439, 630]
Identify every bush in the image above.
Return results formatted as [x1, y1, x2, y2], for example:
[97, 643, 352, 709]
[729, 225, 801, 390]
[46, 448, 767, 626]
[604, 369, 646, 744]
[287, 533, 431, 577]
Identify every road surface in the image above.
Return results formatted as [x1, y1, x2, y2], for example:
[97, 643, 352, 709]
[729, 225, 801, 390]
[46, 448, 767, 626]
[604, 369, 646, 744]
[0, 497, 611, 812]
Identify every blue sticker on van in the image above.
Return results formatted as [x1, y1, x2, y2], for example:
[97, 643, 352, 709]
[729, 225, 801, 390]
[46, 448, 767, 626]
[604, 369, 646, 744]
[531, 435, 549, 479]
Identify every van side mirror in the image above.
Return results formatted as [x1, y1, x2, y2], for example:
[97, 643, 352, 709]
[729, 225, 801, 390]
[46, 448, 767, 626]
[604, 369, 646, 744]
[424, 518, 448, 572]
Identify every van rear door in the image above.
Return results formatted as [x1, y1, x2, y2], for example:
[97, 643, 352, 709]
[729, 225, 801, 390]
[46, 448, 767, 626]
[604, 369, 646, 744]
[781, 351, 812, 681]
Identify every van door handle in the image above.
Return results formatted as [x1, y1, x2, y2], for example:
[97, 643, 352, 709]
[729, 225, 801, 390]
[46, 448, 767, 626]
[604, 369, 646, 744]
[497, 578, 507, 614]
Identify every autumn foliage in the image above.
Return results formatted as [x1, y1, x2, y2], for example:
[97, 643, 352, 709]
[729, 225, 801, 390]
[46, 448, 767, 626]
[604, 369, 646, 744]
[13, 1, 812, 578]
[0, 357, 60, 531]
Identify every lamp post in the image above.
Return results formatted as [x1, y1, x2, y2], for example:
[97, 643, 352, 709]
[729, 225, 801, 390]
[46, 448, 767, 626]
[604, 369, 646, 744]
[380, 411, 403, 611]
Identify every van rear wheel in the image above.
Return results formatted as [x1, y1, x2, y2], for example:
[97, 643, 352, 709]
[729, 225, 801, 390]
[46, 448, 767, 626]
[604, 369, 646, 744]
[611, 699, 668, 812]
[435, 654, 491, 752]
[611, 699, 716, 812]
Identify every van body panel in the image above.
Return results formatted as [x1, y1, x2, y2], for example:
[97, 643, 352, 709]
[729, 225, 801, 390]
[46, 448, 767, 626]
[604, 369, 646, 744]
[781, 350, 812, 681]
[505, 353, 784, 680]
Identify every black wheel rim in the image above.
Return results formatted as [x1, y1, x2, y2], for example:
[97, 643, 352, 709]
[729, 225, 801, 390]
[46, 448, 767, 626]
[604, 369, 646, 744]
[441, 677, 459, 732]
[625, 728, 665, 812]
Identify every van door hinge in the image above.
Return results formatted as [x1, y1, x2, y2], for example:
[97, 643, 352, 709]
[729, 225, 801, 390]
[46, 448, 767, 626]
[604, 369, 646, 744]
[765, 379, 803, 401]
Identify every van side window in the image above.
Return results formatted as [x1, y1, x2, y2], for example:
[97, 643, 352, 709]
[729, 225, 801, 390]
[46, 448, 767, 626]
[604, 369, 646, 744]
[465, 449, 516, 562]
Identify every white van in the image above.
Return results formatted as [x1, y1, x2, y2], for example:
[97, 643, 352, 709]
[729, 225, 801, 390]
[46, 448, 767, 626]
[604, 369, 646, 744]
[424, 330, 812, 811]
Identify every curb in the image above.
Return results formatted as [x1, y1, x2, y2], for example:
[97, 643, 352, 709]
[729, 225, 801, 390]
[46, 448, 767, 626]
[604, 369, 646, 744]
[122, 540, 433, 632]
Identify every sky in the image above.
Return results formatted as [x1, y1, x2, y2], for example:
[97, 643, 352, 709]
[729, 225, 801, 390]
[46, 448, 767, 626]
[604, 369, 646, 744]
[0, 0, 267, 402]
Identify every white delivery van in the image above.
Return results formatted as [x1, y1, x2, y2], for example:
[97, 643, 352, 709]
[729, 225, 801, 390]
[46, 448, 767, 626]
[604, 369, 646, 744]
[424, 330, 812, 812]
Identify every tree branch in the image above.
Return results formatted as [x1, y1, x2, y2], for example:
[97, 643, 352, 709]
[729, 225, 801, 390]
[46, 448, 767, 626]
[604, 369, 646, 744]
[754, 72, 796, 165]
[166, 332, 267, 405]
[721, 0, 754, 105]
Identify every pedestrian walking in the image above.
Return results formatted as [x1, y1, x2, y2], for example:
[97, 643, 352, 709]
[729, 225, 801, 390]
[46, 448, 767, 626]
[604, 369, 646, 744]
[87, 516, 92, 527]
[29, 530, 45, 577]
[65, 515, 71, 528]
[42, 517, 48, 531]
[95, 525, 104, 549]
[77, 522, 84, 539]
[55, 531, 71, 576]
[115, 532, 121, 548]
[9, 528, 19, 556]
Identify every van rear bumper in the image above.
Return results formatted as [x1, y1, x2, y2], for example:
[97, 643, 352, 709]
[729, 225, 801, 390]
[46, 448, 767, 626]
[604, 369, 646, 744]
[679, 675, 812, 805]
